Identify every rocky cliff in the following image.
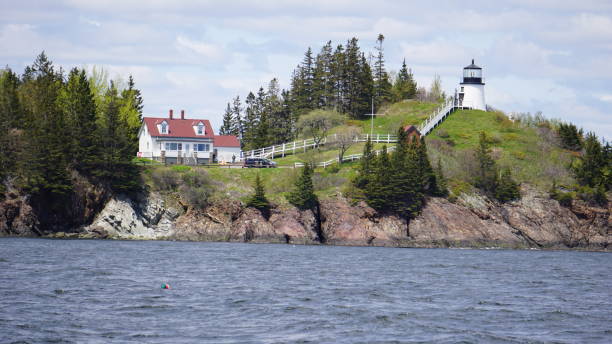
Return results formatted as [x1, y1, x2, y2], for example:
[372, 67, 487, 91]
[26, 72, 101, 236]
[1, 183, 609, 250]
[53, 186, 609, 250]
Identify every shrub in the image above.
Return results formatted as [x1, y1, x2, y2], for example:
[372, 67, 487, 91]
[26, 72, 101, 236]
[511, 151, 526, 160]
[556, 192, 574, 207]
[313, 173, 346, 191]
[179, 169, 215, 209]
[246, 174, 271, 218]
[326, 163, 341, 174]
[151, 168, 180, 191]
[437, 129, 450, 138]
[171, 165, 191, 173]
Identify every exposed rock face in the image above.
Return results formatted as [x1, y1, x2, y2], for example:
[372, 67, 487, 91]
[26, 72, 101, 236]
[84, 193, 180, 239]
[0, 194, 39, 237]
[3, 182, 609, 250]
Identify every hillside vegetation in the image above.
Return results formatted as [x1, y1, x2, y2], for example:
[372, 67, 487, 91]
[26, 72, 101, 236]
[147, 100, 594, 209]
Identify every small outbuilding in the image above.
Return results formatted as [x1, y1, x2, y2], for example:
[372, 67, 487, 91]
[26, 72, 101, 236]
[403, 125, 421, 143]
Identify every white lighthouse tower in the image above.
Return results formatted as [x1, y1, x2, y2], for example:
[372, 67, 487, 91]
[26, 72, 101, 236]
[457, 59, 486, 111]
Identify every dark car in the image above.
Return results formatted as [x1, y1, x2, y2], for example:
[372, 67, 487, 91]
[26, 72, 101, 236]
[242, 157, 277, 168]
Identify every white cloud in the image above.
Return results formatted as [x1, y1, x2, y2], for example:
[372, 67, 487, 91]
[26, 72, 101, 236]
[598, 94, 612, 102]
[175, 35, 223, 59]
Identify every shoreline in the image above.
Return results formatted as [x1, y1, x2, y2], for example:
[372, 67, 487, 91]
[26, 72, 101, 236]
[2, 234, 608, 253]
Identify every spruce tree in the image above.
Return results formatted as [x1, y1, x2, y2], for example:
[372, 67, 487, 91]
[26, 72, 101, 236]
[558, 123, 582, 151]
[0, 68, 21, 186]
[474, 131, 497, 193]
[19, 52, 72, 200]
[388, 128, 423, 224]
[574, 132, 606, 188]
[242, 92, 258, 150]
[287, 163, 318, 210]
[416, 138, 438, 195]
[246, 173, 271, 218]
[219, 102, 233, 135]
[393, 59, 417, 101]
[365, 145, 392, 211]
[434, 158, 449, 197]
[373, 34, 393, 110]
[57, 68, 98, 173]
[230, 96, 242, 138]
[495, 168, 520, 202]
[119, 75, 143, 154]
[98, 81, 140, 193]
[353, 137, 375, 190]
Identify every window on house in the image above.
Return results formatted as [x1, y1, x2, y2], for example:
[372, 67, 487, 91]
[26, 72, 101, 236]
[194, 144, 210, 152]
[161, 122, 168, 134]
[164, 143, 180, 151]
[197, 123, 204, 135]
[185, 144, 190, 151]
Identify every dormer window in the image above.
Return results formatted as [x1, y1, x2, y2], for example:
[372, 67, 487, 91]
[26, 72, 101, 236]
[160, 121, 168, 134]
[197, 123, 204, 135]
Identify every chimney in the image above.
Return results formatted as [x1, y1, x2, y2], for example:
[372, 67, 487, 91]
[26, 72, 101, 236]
[181, 110, 185, 120]
[169, 109, 174, 120]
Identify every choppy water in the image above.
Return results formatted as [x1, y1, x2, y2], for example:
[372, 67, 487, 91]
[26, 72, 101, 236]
[0, 238, 611, 343]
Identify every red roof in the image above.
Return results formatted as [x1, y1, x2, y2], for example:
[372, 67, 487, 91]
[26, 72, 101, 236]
[403, 125, 421, 135]
[214, 135, 241, 147]
[143, 117, 214, 139]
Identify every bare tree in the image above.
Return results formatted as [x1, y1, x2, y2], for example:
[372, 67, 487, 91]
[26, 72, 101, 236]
[332, 126, 362, 163]
[297, 109, 343, 148]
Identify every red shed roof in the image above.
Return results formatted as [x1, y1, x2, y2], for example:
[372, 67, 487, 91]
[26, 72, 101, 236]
[403, 125, 421, 135]
[214, 135, 241, 147]
[143, 117, 214, 139]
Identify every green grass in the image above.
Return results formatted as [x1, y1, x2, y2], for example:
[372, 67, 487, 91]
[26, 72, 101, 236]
[143, 101, 575, 204]
[356, 100, 440, 135]
[428, 109, 575, 189]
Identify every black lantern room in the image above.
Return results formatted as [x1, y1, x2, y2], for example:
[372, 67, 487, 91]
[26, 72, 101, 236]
[461, 59, 484, 85]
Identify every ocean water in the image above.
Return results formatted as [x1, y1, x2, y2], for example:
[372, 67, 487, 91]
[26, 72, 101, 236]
[0, 238, 611, 344]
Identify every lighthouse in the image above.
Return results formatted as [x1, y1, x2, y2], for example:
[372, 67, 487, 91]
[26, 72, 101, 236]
[457, 59, 486, 111]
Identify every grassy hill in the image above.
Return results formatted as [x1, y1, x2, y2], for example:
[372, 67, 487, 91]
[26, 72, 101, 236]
[144, 100, 576, 203]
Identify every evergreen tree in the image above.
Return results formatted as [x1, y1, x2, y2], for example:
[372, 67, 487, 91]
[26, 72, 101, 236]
[312, 41, 333, 108]
[474, 131, 497, 193]
[388, 128, 424, 226]
[416, 138, 438, 195]
[286, 163, 318, 210]
[98, 81, 140, 192]
[219, 102, 233, 135]
[495, 168, 520, 202]
[330, 44, 345, 111]
[434, 158, 449, 197]
[393, 59, 417, 101]
[230, 95, 242, 138]
[18, 52, 72, 200]
[574, 132, 606, 188]
[353, 137, 375, 191]
[0, 68, 21, 187]
[373, 34, 393, 110]
[119, 74, 143, 154]
[57, 68, 98, 173]
[246, 173, 271, 218]
[557, 123, 582, 151]
[242, 92, 258, 150]
[365, 145, 392, 211]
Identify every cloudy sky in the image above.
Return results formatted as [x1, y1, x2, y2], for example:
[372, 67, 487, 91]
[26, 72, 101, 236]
[1, 0, 611, 139]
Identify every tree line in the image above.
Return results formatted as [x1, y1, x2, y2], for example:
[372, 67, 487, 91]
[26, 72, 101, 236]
[0, 52, 143, 210]
[219, 34, 419, 151]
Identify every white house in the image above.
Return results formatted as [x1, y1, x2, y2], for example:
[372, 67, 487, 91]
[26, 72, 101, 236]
[137, 109, 241, 164]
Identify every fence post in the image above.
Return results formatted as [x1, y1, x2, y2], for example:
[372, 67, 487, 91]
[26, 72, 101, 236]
[282, 143, 285, 157]
[304, 140, 307, 152]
